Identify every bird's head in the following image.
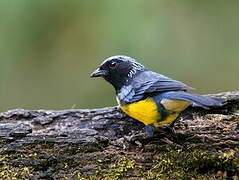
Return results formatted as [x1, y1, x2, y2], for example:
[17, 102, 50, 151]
[90, 55, 145, 90]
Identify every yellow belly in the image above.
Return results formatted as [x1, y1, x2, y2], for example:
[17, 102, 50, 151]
[117, 97, 190, 127]
[119, 98, 160, 125]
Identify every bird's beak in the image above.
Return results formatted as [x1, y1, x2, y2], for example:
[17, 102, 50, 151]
[90, 68, 108, 78]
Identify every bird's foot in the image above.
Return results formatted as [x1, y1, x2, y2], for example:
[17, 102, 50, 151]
[145, 125, 156, 138]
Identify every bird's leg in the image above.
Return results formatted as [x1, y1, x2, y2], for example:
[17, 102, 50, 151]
[145, 125, 155, 138]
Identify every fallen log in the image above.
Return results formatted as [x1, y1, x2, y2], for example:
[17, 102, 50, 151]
[0, 91, 238, 179]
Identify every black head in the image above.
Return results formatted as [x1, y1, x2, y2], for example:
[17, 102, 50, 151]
[90, 55, 145, 90]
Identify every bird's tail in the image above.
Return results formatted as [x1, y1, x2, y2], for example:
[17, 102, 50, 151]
[161, 91, 225, 109]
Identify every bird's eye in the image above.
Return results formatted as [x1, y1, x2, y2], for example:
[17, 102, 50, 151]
[109, 61, 117, 69]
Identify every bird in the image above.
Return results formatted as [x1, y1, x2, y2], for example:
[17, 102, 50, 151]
[90, 55, 224, 137]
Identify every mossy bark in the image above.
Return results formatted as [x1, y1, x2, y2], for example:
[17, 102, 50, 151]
[0, 91, 238, 179]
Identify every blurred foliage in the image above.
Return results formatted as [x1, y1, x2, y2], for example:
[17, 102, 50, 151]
[0, 0, 238, 111]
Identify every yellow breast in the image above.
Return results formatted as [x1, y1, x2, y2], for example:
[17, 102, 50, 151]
[118, 97, 160, 125]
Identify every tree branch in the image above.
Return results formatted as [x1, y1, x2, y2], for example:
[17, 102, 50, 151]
[0, 91, 238, 179]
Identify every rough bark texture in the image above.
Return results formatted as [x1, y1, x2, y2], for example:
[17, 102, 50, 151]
[0, 91, 238, 179]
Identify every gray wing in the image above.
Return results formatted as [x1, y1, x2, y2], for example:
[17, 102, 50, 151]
[159, 91, 224, 109]
[118, 71, 193, 103]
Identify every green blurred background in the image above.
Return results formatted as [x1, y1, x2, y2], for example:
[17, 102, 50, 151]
[0, 0, 238, 111]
